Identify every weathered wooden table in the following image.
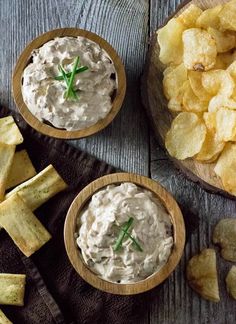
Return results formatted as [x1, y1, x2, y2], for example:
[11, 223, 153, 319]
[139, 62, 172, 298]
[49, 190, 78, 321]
[1, 0, 236, 323]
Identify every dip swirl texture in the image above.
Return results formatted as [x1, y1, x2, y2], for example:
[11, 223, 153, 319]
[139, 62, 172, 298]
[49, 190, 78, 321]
[76, 183, 173, 283]
[22, 36, 117, 130]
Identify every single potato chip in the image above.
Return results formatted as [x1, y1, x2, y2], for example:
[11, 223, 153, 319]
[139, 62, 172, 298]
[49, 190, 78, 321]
[163, 64, 187, 100]
[207, 27, 235, 53]
[0, 143, 15, 201]
[196, 5, 222, 29]
[187, 249, 220, 302]
[214, 143, 236, 195]
[183, 82, 208, 112]
[213, 218, 236, 262]
[226, 266, 236, 299]
[219, 0, 236, 32]
[0, 194, 51, 257]
[202, 70, 234, 97]
[165, 112, 206, 160]
[195, 130, 225, 162]
[157, 18, 185, 65]
[208, 95, 236, 112]
[6, 150, 36, 190]
[0, 116, 23, 145]
[188, 71, 212, 101]
[183, 28, 217, 71]
[227, 60, 236, 81]
[167, 80, 189, 112]
[0, 309, 12, 324]
[6, 164, 68, 211]
[215, 108, 236, 141]
[177, 4, 202, 28]
[203, 112, 216, 132]
[0, 273, 26, 306]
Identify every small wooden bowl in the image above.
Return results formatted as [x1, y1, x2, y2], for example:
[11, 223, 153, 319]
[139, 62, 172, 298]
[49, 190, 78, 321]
[64, 173, 185, 295]
[12, 28, 126, 139]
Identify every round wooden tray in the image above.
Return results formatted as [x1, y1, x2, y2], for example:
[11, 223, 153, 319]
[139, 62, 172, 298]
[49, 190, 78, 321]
[64, 173, 185, 295]
[12, 28, 126, 139]
[142, 0, 234, 198]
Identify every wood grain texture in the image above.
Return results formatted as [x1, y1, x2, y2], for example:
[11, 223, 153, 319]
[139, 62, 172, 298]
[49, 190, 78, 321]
[1, 0, 236, 323]
[64, 172, 185, 295]
[149, 1, 236, 323]
[0, 0, 150, 173]
[13, 28, 126, 139]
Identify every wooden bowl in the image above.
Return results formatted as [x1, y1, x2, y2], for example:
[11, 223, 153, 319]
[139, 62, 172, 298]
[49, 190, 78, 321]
[141, 0, 235, 198]
[12, 28, 126, 139]
[64, 173, 185, 295]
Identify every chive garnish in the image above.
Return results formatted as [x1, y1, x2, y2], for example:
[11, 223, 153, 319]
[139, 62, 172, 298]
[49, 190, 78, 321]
[58, 65, 78, 100]
[66, 56, 80, 99]
[113, 217, 143, 252]
[113, 218, 134, 251]
[55, 66, 89, 81]
[120, 228, 143, 252]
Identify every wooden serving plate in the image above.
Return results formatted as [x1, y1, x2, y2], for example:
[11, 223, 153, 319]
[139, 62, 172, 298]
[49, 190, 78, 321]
[142, 0, 234, 198]
[12, 28, 126, 139]
[64, 173, 185, 295]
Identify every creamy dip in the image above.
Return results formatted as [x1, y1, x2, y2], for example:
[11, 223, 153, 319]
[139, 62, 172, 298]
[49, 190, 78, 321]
[76, 182, 173, 283]
[22, 36, 117, 130]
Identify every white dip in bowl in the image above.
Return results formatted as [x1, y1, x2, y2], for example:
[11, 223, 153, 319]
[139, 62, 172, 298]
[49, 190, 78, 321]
[22, 36, 117, 131]
[76, 182, 173, 284]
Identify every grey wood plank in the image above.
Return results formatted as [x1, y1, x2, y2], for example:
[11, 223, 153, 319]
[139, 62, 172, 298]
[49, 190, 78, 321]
[149, 1, 236, 323]
[0, 0, 150, 175]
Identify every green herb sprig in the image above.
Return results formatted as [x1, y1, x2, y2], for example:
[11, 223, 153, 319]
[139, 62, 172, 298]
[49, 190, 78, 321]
[55, 56, 88, 101]
[113, 217, 143, 252]
[55, 66, 88, 81]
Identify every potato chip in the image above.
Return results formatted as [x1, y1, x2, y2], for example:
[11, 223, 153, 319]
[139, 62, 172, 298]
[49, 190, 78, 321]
[157, 18, 185, 65]
[219, 0, 236, 32]
[208, 95, 236, 112]
[6, 164, 68, 211]
[0, 194, 51, 257]
[215, 108, 236, 141]
[163, 64, 187, 100]
[203, 112, 216, 132]
[213, 218, 236, 262]
[218, 51, 236, 68]
[0, 309, 12, 324]
[196, 5, 222, 29]
[0, 273, 26, 306]
[188, 71, 212, 101]
[227, 60, 236, 81]
[0, 143, 15, 201]
[182, 82, 208, 112]
[187, 249, 220, 302]
[183, 28, 217, 71]
[167, 80, 189, 112]
[6, 150, 36, 190]
[207, 27, 235, 53]
[165, 112, 206, 160]
[195, 130, 225, 162]
[0, 116, 23, 145]
[226, 266, 236, 299]
[214, 143, 236, 195]
[202, 70, 234, 96]
[177, 4, 202, 28]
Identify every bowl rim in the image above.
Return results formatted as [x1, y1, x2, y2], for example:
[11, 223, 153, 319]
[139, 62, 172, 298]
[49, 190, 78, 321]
[64, 172, 186, 295]
[12, 27, 126, 139]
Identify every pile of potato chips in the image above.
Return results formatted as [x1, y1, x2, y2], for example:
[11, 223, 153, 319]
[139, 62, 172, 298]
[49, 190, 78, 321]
[0, 115, 67, 316]
[157, 0, 236, 195]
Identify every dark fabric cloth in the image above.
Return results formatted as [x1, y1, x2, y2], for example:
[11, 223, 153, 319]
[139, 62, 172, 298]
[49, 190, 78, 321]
[0, 106, 151, 324]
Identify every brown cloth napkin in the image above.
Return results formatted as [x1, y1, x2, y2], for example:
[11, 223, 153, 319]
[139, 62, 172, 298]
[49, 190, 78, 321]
[0, 106, 151, 324]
